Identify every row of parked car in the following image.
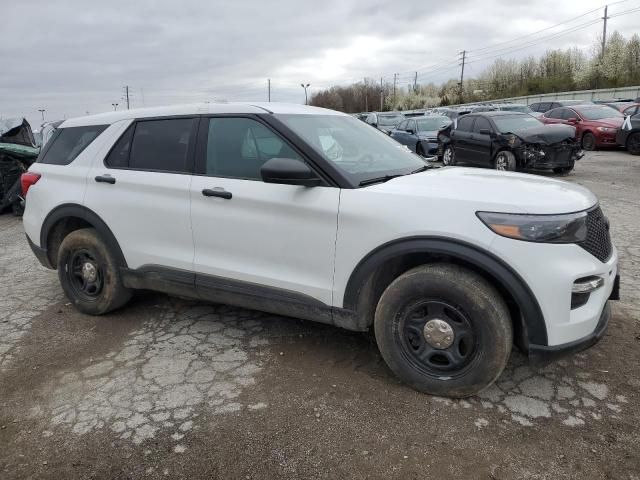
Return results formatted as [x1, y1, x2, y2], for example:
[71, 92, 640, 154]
[354, 97, 640, 174]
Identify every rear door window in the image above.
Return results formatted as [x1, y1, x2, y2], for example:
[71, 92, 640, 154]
[38, 125, 107, 165]
[130, 119, 196, 173]
[545, 108, 564, 119]
[456, 116, 474, 132]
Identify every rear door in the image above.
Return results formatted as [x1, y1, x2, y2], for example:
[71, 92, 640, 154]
[84, 117, 198, 271]
[450, 116, 475, 163]
[542, 108, 566, 125]
[467, 116, 494, 165]
[189, 115, 339, 306]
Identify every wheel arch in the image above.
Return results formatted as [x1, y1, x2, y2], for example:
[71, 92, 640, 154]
[40, 204, 127, 270]
[342, 236, 548, 351]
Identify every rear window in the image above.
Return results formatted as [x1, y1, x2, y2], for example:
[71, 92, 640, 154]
[38, 125, 107, 165]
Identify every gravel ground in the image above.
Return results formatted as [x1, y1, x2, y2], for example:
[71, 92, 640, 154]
[0, 150, 638, 479]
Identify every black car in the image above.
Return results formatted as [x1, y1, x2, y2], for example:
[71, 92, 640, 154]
[616, 113, 640, 155]
[438, 112, 583, 174]
[529, 100, 593, 113]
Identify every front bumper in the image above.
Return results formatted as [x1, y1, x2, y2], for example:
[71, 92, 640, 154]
[419, 140, 439, 155]
[529, 300, 611, 364]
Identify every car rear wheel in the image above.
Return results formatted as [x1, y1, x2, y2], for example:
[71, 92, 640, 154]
[374, 264, 512, 397]
[442, 145, 456, 166]
[582, 132, 597, 151]
[627, 132, 640, 155]
[57, 228, 132, 315]
[494, 151, 516, 171]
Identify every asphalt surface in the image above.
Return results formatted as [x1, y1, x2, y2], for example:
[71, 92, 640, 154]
[1, 150, 639, 479]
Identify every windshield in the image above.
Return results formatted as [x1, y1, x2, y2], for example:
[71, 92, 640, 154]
[578, 106, 624, 120]
[416, 116, 451, 132]
[378, 115, 404, 126]
[493, 115, 543, 133]
[277, 114, 426, 185]
[500, 105, 532, 113]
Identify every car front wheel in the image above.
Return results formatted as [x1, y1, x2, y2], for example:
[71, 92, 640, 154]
[627, 132, 640, 155]
[495, 151, 516, 171]
[582, 132, 597, 151]
[57, 228, 132, 315]
[442, 145, 456, 166]
[374, 264, 512, 397]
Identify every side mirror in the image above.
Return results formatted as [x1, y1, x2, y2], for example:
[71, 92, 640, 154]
[406, 128, 415, 134]
[478, 128, 492, 136]
[567, 117, 578, 124]
[260, 157, 322, 187]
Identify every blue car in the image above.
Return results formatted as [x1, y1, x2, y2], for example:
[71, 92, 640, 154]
[390, 115, 452, 157]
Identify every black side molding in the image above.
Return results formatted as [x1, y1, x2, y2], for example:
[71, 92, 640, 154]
[26, 234, 54, 269]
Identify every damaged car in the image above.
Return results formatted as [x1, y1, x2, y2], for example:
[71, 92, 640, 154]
[439, 112, 583, 174]
[0, 118, 39, 215]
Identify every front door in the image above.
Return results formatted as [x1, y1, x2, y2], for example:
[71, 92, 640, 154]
[189, 116, 340, 306]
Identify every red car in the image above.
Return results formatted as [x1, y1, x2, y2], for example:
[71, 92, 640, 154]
[541, 105, 624, 150]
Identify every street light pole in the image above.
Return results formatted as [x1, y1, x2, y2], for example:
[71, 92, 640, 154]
[38, 109, 45, 122]
[112, 103, 119, 111]
[300, 83, 310, 105]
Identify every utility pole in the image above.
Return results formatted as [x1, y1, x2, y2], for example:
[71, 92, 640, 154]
[413, 72, 418, 93]
[459, 50, 467, 104]
[380, 77, 384, 111]
[392, 73, 398, 108]
[123, 86, 130, 110]
[601, 5, 610, 59]
[268, 78, 271, 102]
[38, 109, 45, 122]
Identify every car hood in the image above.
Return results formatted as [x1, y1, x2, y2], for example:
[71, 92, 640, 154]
[508, 124, 576, 144]
[365, 167, 597, 214]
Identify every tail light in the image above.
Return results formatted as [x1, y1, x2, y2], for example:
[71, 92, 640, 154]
[21, 172, 41, 197]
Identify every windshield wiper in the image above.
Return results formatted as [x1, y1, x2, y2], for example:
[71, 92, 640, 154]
[358, 166, 430, 187]
[358, 174, 405, 187]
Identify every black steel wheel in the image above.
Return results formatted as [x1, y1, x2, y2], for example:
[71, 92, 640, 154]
[399, 299, 476, 377]
[66, 249, 104, 301]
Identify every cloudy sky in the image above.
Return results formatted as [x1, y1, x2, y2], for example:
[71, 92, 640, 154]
[2, 0, 639, 128]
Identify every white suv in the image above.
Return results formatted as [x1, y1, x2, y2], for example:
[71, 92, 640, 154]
[22, 103, 619, 397]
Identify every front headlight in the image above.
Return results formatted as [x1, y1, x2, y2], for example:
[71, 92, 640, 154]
[596, 127, 616, 133]
[476, 211, 588, 243]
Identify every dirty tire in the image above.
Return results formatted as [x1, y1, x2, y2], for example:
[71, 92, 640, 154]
[442, 145, 456, 166]
[627, 132, 640, 155]
[582, 132, 597, 151]
[57, 228, 132, 315]
[374, 264, 512, 398]
[495, 150, 516, 171]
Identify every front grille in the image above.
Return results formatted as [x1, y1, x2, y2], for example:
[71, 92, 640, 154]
[579, 206, 612, 262]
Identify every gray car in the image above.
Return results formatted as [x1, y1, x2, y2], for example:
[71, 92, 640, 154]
[389, 115, 452, 157]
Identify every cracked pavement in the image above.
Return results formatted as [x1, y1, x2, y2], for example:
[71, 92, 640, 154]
[1, 151, 639, 479]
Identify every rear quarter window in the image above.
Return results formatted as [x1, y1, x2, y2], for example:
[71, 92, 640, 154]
[38, 125, 108, 165]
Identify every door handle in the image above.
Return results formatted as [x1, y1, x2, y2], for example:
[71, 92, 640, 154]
[95, 175, 116, 184]
[202, 188, 232, 200]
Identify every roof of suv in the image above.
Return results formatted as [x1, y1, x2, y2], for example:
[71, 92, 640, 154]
[61, 102, 346, 128]
[468, 111, 528, 117]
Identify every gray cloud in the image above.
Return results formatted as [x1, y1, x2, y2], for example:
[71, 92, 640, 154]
[1, 0, 638, 127]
